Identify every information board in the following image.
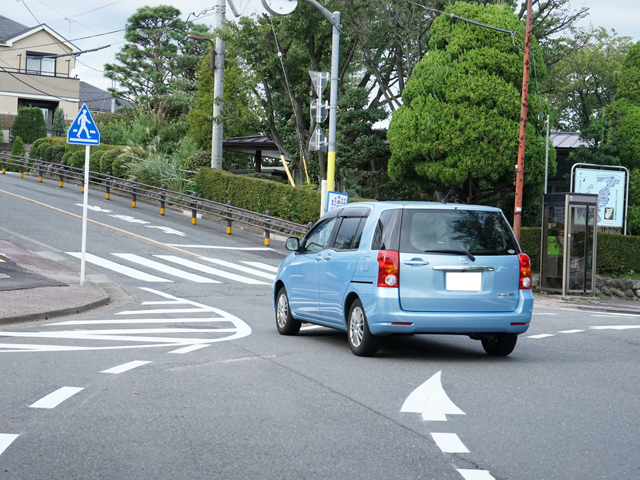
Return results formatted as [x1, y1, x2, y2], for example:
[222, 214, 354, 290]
[326, 191, 349, 213]
[574, 168, 626, 227]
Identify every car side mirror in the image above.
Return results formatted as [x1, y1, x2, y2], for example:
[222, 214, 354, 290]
[285, 237, 300, 251]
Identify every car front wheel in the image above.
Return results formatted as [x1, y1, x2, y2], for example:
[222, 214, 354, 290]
[481, 333, 518, 356]
[276, 287, 301, 335]
[348, 299, 380, 357]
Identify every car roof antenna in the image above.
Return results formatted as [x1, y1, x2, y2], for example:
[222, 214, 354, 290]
[441, 189, 454, 204]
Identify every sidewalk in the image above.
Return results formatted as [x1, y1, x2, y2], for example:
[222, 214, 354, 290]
[0, 235, 110, 325]
[533, 292, 640, 315]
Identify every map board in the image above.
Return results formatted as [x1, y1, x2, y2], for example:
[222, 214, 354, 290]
[326, 191, 349, 213]
[574, 168, 626, 227]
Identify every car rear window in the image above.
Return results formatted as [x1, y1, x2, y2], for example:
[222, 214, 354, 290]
[400, 209, 518, 256]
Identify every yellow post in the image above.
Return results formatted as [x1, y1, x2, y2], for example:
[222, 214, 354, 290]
[280, 155, 296, 187]
[326, 151, 336, 192]
[301, 155, 310, 185]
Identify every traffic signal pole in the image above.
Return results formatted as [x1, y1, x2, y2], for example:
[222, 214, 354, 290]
[513, 0, 533, 242]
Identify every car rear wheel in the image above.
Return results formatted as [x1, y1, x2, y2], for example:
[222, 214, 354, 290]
[481, 333, 518, 356]
[348, 299, 380, 357]
[276, 287, 301, 335]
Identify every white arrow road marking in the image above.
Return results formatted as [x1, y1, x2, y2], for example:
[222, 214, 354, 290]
[430, 433, 469, 453]
[241, 261, 279, 273]
[102, 361, 151, 374]
[400, 371, 465, 421]
[30, 387, 84, 409]
[192, 257, 276, 280]
[457, 469, 496, 480]
[112, 254, 221, 283]
[67, 252, 171, 282]
[0, 434, 19, 456]
[155, 255, 269, 285]
[526, 334, 555, 339]
[590, 325, 640, 330]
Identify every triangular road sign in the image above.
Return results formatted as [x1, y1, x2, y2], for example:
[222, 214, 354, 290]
[67, 104, 100, 145]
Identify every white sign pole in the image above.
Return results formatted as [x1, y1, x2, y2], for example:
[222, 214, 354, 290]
[80, 144, 90, 285]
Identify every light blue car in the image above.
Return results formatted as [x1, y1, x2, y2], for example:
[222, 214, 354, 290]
[273, 202, 533, 357]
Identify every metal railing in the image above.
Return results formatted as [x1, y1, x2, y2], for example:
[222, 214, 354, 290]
[0, 152, 313, 243]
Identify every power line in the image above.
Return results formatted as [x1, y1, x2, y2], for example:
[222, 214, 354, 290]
[0, 29, 126, 53]
[18, 0, 41, 26]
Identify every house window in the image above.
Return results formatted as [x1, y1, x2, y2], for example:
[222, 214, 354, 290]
[25, 52, 56, 76]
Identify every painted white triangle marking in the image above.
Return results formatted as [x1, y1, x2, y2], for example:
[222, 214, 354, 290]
[400, 371, 465, 421]
[0, 434, 19, 456]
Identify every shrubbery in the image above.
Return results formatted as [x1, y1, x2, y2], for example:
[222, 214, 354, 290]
[10, 107, 47, 143]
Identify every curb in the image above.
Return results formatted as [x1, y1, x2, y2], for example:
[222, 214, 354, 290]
[0, 283, 110, 325]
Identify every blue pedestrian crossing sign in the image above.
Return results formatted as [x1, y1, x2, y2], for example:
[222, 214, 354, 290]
[67, 104, 100, 145]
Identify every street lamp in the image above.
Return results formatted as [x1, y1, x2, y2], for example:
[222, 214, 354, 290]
[186, 4, 226, 169]
[262, 0, 340, 194]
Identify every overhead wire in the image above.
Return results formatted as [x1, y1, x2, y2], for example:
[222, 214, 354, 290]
[267, 13, 311, 186]
[18, 0, 41, 25]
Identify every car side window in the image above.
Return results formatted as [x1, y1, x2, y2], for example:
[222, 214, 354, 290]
[302, 217, 338, 254]
[333, 217, 364, 250]
[371, 209, 401, 251]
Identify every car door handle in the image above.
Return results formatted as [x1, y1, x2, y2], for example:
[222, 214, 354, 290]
[403, 260, 429, 266]
[314, 255, 323, 262]
[324, 254, 332, 261]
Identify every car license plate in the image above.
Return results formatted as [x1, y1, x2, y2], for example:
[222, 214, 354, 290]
[446, 272, 481, 291]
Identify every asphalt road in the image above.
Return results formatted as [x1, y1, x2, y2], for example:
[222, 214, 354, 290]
[1, 172, 639, 480]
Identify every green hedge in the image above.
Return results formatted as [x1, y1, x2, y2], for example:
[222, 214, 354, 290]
[519, 227, 640, 276]
[194, 167, 321, 225]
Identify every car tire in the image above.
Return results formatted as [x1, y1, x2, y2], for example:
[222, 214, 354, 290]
[481, 333, 518, 356]
[276, 287, 301, 335]
[348, 299, 381, 357]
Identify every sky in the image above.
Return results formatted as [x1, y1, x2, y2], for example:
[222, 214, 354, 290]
[2, 0, 639, 92]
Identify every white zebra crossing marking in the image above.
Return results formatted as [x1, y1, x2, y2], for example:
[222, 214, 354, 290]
[0, 434, 19, 456]
[199, 257, 276, 280]
[155, 255, 269, 285]
[67, 252, 171, 282]
[457, 470, 495, 480]
[30, 387, 84, 409]
[112, 253, 221, 283]
[430, 433, 469, 453]
[241, 261, 279, 273]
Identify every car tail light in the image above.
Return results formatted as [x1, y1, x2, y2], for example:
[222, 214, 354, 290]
[518, 253, 531, 289]
[377, 250, 399, 287]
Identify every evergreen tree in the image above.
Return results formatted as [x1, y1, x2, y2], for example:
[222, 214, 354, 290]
[52, 107, 66, 137]
[10, 107, 48, 143]
[11, 136, 24, 156]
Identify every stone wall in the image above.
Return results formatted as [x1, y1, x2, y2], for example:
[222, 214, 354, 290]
[532, 273, 640, 300]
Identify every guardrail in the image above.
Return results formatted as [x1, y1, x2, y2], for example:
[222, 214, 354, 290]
[0, 152, 313, 243]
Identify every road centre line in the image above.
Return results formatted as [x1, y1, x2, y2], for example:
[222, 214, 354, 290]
[0, 434, 19, 456]
[241, 261, 279, 272]
[456, 469, 496, 480]
[155, 255, 269, 285]
[558, 329, 585, 333]
[591, 313, 640, 317]
[199, 257, 276, 280]
[0, 188, 204, 258]
[590, 325, 640, 330]
[170, 344, 210, 354]
[430, 433, 469, 453]
[102, 361, 151, 374]
[112, 253, 221, 283]
[526, 334, 555, 339]
[67, 252, 171, 282]
[30, 387, 84, 409]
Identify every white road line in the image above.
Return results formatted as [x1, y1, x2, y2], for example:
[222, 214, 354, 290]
[0, 434, 19, 456]
[167, 245, 274, 251]
[592, 313, 640, 317]
[240, 261, 279, 273]
[590, 325, 640, 330]
[558, 329, 585, 333]
[457, 469, 496, 480]
[155, 255, 269, 285]
[430, 433, 469, 453]
[101, 361, 151, 374]
[526, 334, 555, 339]
[400, 371, 465, 421]
[170, 344, 210, 354]
[47, 318, 229, 326]
[112, 254, 221, 283]
[67, 253, 171, 282]
[198, 257, 276, 280]
[532, 312, 558, 315]
[30, 387, 84, 409]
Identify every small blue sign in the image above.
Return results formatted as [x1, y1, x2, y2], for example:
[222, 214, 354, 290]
[67, 104, 100, 145]
[326, 191, 349, 213]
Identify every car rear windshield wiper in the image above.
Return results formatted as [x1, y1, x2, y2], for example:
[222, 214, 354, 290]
[423, 249, 476, 262]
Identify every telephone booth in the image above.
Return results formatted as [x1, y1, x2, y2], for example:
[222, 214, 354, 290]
[540, 193, 598, 295]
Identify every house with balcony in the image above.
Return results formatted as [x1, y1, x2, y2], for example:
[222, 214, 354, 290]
[0, 15, 80, 144]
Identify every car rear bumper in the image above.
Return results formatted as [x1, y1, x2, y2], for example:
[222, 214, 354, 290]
[362, 288, 534, 335]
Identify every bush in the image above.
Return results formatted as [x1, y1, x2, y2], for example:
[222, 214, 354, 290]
[520, 227, 541, 272]
[195, 167, 321, 225]
[10, 107, 47, 143]
[100, 148, 123, 174]
[245, 172, 288, 184]
[30, 137, 49, 159]
[61, 151, 73, 165]
[11, 136, 25, 156]
[67, 150, 86, 169]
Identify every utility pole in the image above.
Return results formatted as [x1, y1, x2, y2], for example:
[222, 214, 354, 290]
[513, 0, 533, 242]
[212, 1, 226, 170]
